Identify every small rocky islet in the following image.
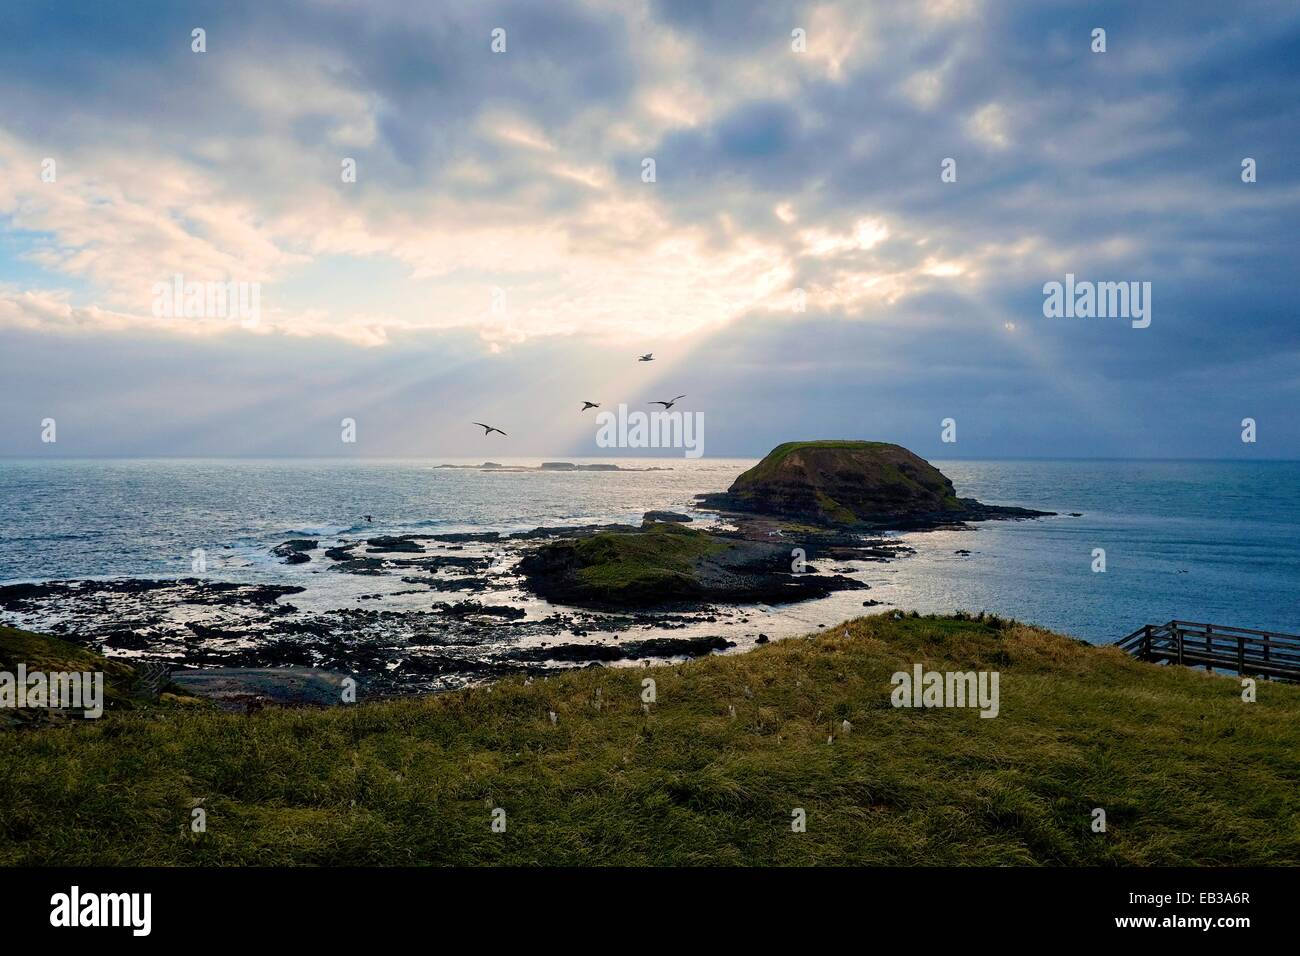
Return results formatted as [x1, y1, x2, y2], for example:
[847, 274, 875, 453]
[0, 441, 1054, 706]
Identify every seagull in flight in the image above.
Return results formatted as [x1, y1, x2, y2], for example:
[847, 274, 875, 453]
[580, 401, 600, 411]
[472, 422, 507, 437]
[650, 395, 686, 410]
[638, 353, 654, 362]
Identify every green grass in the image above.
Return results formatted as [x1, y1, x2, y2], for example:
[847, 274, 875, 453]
[732, 439, 894, 487]
[571, 523, 727, 592]
[2, 613, 1298, 865]
[0, 626, 141, 727]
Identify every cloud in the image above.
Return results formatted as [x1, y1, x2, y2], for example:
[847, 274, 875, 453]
[1, 0, 1299, 456]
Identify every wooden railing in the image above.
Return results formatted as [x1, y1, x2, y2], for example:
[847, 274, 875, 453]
[1115, 620, 1300, 680]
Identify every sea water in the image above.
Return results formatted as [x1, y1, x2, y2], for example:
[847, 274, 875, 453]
[1, 457, 1297, 644]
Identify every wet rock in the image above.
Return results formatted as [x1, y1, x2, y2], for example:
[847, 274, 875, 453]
[329, 556, 388, 575]
[273, 539, 317, 554]
[365, 536, 425, 553]
[643, 510, 693, 523]
[100, 629, 152, 650]
[430, 600, 526, 620]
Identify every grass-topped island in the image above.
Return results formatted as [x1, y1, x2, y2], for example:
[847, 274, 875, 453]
[517, 520, 869, 608]
[2, 612, 1297, 866]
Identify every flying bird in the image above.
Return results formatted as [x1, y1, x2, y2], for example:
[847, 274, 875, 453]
[638, 353, 654, 362]
[650, 395, 686, 410]
[580, 402, 600, 411]
[472, 422, 507, 437]
[362, 515, 373, 523]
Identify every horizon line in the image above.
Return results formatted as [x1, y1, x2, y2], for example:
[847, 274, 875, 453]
[2, 454, 1297, 464]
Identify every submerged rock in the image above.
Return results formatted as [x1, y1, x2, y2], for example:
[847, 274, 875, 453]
[272, 539, 317, 563]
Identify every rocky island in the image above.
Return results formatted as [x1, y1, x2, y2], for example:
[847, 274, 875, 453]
[517, 520, 867, 609]
[517, 440, 1052, 610]
[697, 440, 1053, 529]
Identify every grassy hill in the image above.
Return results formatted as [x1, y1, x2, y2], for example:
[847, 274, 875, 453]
[2, 614, 1298, 866]
[0, 625, 141, 728]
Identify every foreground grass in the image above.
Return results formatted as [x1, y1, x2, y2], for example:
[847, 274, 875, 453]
[2, 613, 1298, 865]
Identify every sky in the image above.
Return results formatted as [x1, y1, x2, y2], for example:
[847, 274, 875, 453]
[0, 0, 1297, 460]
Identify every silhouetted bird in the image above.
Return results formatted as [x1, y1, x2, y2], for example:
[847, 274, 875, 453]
[472, 422, 507, 437]
[650, 395, 685, 410]
[363, 515, 373, 523]
[638, 353, 654, 362]
[581, 402, 600, 411]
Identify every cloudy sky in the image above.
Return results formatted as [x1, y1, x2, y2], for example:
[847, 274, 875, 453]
[1, 0, 1297, 459]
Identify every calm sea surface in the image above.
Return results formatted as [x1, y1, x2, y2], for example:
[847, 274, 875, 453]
[2, 457, 1297, 644]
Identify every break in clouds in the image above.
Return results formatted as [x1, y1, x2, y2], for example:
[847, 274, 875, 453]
[1, 0, 1298, 458]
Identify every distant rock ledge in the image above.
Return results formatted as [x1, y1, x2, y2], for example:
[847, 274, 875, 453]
[697, 440, 1053, 529]
[433, 461, 671, 472]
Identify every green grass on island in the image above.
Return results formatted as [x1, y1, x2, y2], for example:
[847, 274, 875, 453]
[734, 439, 897, 483]
[574, 523, 725, 588]
[2, 613, 1299, 866]
[727, 440, 967, 521]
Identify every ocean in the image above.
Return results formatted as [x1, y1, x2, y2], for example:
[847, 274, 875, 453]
[2, 457, 1298, 648]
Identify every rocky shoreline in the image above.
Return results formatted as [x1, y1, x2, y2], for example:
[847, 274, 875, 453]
[0, 511, 910, 701]
[0, 441, 1057, 708]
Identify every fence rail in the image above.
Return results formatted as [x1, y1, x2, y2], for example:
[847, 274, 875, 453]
[1115, 620, 1300, 680]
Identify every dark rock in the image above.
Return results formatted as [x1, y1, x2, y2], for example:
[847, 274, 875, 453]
[643, 510, 693, 523]
[365, 536, 424, 553]
[518, 523, 867, 610]
[329, 556, 388, 575]
[273, 539, 317, 554]
[430, 600, 527, 620]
